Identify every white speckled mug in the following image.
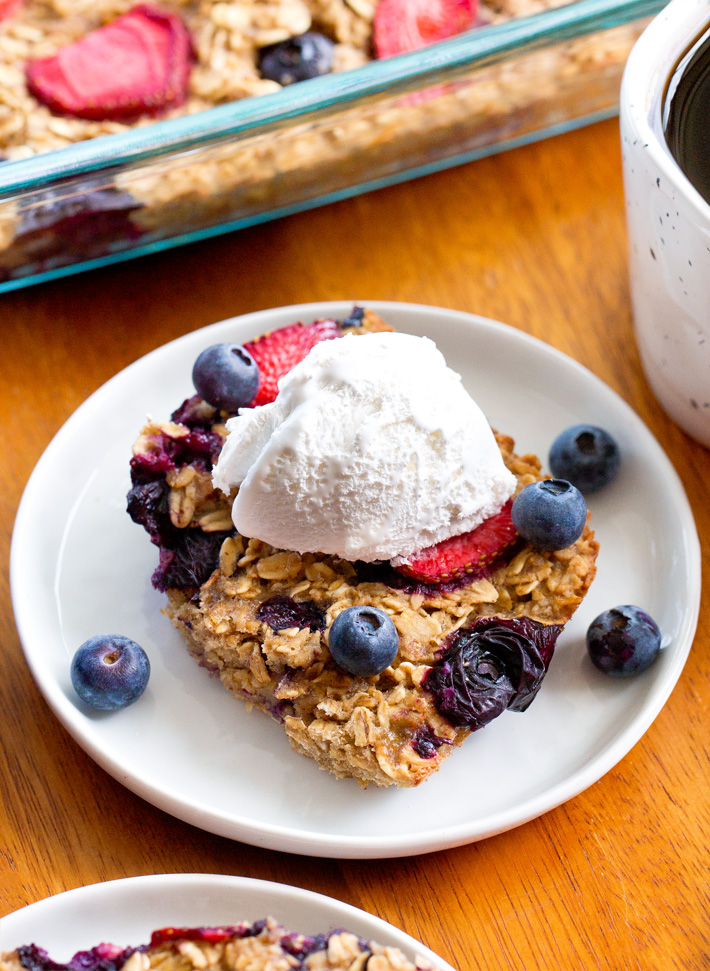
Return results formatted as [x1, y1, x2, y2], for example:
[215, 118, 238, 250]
[621, 0, 710, 446]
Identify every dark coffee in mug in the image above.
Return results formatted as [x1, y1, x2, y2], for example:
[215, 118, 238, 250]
[664, 24, 710, 204]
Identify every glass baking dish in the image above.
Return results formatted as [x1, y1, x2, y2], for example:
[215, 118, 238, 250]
[0, 0, 664, 293]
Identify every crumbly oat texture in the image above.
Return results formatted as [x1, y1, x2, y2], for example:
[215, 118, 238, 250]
[128, 309, 599, 789]
[0, 0, 572, 158]
[164, 431, 597, 788]
[0, 918, 436, 971]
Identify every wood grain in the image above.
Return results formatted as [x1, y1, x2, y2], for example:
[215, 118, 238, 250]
[1, 118, 709, 971]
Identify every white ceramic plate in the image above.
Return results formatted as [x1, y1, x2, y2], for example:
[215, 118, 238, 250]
[0, 873, 452, 970]
[10, 301, 701, 859]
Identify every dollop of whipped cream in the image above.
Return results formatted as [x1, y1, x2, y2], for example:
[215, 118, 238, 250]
[212, 331, 516, 563]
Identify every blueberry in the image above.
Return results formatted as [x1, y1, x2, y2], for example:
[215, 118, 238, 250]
[151, 528, 232, 592]
[328, 606, 399, 676]
[424, 616, 563, 729]
[259, 32, 335, 86]
[511, 479, 587, 550]
[256, 595, 326, 633]
[586, 605, 661, 677]
[70, 635, 150, 710]
[549, 424, 621, 494]
[15, 184, 142, 265]
[192, 343, 259, 412]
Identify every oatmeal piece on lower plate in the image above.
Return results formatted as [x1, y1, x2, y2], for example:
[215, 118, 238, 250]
[127, 307, 598, 788]
[0, 917, 437, 971]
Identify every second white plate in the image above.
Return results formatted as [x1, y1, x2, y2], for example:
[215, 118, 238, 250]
[10, 301, 700, 858]
[0, 873, 453, 970]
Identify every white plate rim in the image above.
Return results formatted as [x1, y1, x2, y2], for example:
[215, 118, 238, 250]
[10, 299, 701, 858]
[0, 872, 454, 970]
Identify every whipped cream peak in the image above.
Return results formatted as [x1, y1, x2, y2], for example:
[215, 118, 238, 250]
[212, 331, 516, 562]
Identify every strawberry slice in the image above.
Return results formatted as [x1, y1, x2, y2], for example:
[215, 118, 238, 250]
[0, 0, 21, 21]
[395, 500, 518, 584]
[244, 318, 342, 407]
[374, 0, 477, 58]
[26, 4, 193, 122]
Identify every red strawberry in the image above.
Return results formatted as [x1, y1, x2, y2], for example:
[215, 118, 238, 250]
[244, 318, 342, 406]
[26, 5, 193, 122]
[0, 0, 21, 21]
[150, 927, 239, 947]
[395, 500, 518, 584]
[374, 0, 477, 58]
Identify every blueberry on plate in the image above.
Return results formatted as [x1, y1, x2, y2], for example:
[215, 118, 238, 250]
[586, 605, 661, 677]
[549, 424, 621, 494]
[511, 479, 587, 550]
[70, 634, 150, 710]
[192, 342, 259, 413]
[259, 31, 335, 86]
[328, 606, 399, 677]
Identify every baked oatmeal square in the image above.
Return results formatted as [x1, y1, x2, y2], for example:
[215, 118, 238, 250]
[127, 307, 598, 788]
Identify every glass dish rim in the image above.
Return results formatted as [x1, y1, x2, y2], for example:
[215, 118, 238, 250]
[0, 0, 663, 195]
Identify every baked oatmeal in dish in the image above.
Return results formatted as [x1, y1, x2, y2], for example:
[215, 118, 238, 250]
[126, 307, 598, 789]
[0, 0, 650, 283]
[0, 917, 437, 971]
[0, 0, 605, 159]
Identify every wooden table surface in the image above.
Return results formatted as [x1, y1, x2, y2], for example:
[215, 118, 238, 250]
[1, 117, 708, 971]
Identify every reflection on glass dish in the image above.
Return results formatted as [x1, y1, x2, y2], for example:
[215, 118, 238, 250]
[0, 0, 665, 290]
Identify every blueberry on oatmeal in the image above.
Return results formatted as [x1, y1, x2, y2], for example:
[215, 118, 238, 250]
[511, 478, 587, 550]
[192, 343, 259, 412]
[328, 606, 399, 677]
[259, 32, 335, 86]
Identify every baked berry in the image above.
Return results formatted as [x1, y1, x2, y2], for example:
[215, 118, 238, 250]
[259, 32, 335, 86]
[395, 500, 517, 584]
[0, 0, 20, 22]
[70, 635, 150, 710]
[16, 943, 128, 971]
[192, 343, 259, 412]
[549, 424, 621, 494]
[26, 6, 192, 121]
[411, 724, 448, 759]
[151, 529, 232, 592]
[244, 317, 342, 406]
[328, 606, 399, 676]
[586, 605, 661, 677]
[374, 0, 476, 58]
[424, 617, 562, 729]
[16, 184, 141, 249]
[257, 595, 326, 633]
[511, 479, 587, 550]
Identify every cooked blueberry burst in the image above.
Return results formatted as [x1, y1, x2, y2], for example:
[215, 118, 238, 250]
[126, 412, 230, 593]
[13, 183, 143, 263]
[256, 595, 326, 632]
[424, 616, 563, 730]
